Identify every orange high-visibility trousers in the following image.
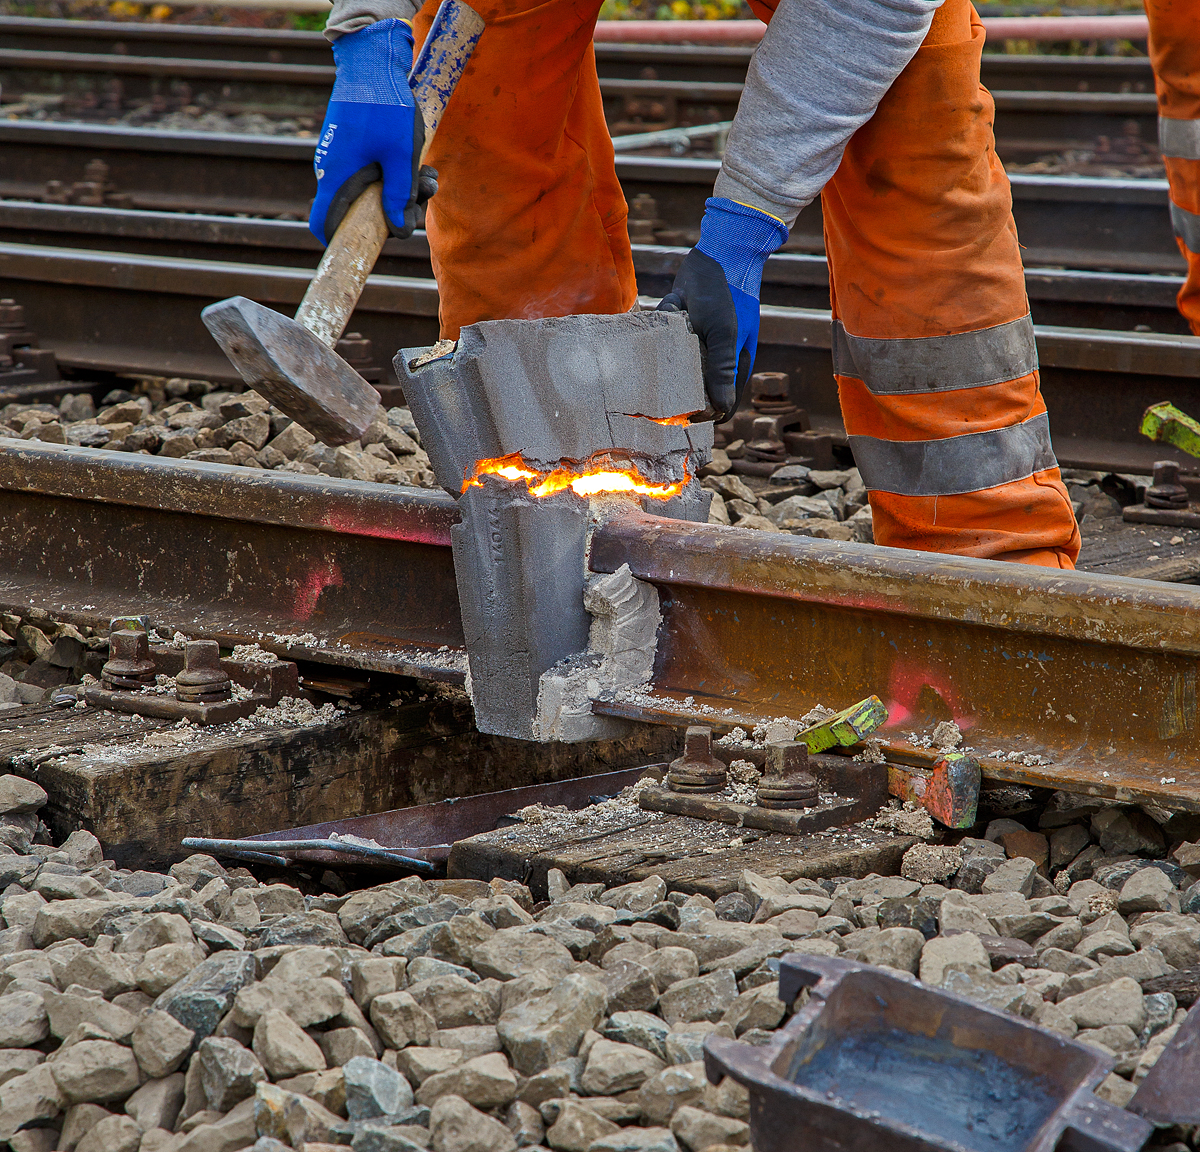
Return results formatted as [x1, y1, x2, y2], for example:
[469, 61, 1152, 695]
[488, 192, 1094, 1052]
[412, 0, 636, 338]
[1145, 0, 1200, 335]
[417, 0, 1079, 567]
[820, 0, 1079, 567]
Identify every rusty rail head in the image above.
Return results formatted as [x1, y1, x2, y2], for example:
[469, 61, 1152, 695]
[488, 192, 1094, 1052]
[592, 512, 1200, 656]
[590, 512, 1200, 811]
[0, 438, 458, 547]
[0, 439, 465, 676]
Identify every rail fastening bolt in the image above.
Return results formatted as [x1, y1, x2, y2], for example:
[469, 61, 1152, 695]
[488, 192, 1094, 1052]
[175, 640, 232, 703]
[101, 628, 156, 690]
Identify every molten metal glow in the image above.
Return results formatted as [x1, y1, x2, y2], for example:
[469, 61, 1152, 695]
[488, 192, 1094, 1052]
[623, 412, 697, 426]
[464, 452, 686, 500]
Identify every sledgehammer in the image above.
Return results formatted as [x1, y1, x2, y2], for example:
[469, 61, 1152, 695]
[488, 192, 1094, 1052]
[201, 0, 483, 447]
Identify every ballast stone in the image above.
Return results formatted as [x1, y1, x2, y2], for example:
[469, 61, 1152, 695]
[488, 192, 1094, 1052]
[429, 1092, 518, 1152]
[154, 952, 258, 1039]
[49, 1038, 140, 1104]
[76, 1113, 142, 1152]
[132, 1009, 194, 1079]
[0, 774, 48, 814]
[196, 1035, 266, 1111]
[497, 973, 607, 1075]
[0, 990, 48, 1047]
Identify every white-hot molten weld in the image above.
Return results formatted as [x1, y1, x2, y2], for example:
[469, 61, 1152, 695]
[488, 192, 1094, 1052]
[463, 451, 688, 500]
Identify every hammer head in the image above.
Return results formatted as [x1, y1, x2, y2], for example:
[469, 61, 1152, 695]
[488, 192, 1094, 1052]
[201, 296, 380, 447]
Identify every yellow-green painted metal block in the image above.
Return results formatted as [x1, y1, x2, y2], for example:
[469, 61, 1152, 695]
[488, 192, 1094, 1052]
[796, 695, 888, 754]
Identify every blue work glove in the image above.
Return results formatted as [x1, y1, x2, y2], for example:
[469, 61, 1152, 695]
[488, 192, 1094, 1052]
[658, 197, 788, 422]
[309, 18, 434, 246]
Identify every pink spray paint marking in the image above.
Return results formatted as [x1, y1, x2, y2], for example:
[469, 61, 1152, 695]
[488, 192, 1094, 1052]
[884, 659, 976, 731]
[294, 558, 345, 620]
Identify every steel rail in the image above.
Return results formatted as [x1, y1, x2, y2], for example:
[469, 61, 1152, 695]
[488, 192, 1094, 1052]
[0, 438, 465, 679]
[0, 19, 1160, 91]
[0, 199, 1187, 335]
[0, 48, 1159, 155]
[0, 241, 440, 383]
[589, 513, 1200, 813]
[0, 15, 333, 66]
[588, 15, 1152, 44]
[0, 122, 1184, 274]
[1, 239, 1197, 474]
[0, 439, 1196, 811]
[0, 46, 333, 85]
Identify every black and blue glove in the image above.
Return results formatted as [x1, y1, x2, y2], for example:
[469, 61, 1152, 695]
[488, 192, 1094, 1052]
[658, 197, 788, 422]
[309, 18, 433, 245]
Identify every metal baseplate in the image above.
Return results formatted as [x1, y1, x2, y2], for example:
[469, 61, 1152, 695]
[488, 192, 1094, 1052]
[617, 695, 981, 831]
[181, 766, 655, 875]
[638, 751, 887, 835]
[84, 684, 272, 724]
[84, 627, 300, 725]
[1122, 504, 1200, 529]
[639, 699, 903, 832]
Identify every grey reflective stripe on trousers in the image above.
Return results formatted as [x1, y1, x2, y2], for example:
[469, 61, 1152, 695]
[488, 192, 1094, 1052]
[1160, 116, 1200, 161]
[1171, 202, 1200, 255]
[850, 412, 1058, 497]
[832, 314, 1038, 395]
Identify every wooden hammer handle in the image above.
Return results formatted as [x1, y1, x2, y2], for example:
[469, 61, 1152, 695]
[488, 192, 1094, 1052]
[294, 0, 484, 349]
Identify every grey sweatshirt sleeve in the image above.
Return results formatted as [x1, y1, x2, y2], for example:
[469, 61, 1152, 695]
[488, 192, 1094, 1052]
[325, 0, 416, 39]
[714, 0, 945, 225]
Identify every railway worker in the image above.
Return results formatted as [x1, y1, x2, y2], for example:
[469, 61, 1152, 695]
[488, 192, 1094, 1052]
[1145, 1, 1200, 339]
[310, 0, 1080, 569]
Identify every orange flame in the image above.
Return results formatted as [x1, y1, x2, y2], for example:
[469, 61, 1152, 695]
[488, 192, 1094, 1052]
[464, 451, 687, 501]
[624, 413, 697, 426]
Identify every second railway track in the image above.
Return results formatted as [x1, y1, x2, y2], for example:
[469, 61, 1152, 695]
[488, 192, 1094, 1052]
[0, 197, 1190, 335]
[0, 121, 1186, 276]
[0, 209, 1196, 479]
[0, 48, 1161, 159]
[0, 15, 1162, 88]
[0, 18, 1165, 158]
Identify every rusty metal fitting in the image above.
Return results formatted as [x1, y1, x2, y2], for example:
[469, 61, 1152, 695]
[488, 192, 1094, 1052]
[335, 332, 373, 364]
[72, 182, 106, 208]
[746, 415, 787, 463]
[101, 628, 156, 690]
[627, 193, 660, 245]
[749, 372, 795, 415]
[175, 640, 232, 703]
[757, 740, 820, 809]
[1146, 460, 1189, 509]
[0, 299, 25, 332]
[667, 725, 728, 793]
